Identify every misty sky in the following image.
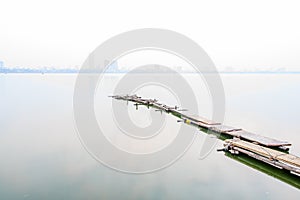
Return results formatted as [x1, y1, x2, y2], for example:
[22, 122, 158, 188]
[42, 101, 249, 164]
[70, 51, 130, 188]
[1, 0, 300, 70]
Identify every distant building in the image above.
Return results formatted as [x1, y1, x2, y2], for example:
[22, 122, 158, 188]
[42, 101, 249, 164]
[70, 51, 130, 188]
[0, 61, 3, 68]
[105, 61, 126, 73]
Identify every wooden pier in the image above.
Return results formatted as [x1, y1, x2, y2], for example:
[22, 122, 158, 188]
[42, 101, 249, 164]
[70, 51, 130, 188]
[225, 139, 300, 175]
[110, 94, 300, 176]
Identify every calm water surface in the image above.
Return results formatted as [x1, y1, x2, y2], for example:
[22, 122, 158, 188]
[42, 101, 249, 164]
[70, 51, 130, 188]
[0, 74, 299, 199]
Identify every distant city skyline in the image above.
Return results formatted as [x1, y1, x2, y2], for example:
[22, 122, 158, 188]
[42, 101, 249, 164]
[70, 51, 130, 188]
[0, 59, 299, 73]
[1, 59, 300, 74]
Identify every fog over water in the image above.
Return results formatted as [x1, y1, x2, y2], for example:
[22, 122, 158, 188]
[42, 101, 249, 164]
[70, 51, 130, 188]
[0, 74, 299, 199]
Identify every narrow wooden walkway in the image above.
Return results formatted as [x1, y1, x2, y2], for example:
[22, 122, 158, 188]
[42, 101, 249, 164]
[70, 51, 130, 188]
[181, 114, 291, 147]
[111, 94, 292, 148]
[225, 139, 300, 168]
[111, 94, 300, 175]
[226, 130, 291, 147]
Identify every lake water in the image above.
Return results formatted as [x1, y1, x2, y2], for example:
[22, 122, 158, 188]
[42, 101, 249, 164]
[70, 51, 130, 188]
[0, 73, 299, 199]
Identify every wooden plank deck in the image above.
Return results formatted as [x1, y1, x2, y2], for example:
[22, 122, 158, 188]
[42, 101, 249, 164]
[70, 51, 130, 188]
[111, 95, 300, 178]
[111, 95, 292, 148]
[225, 139, 300, 168]
[183, 114, 221, 125]
[209, 125, 242, 133]
[228, 130, 291, 147]
[182, 114, 290, 147]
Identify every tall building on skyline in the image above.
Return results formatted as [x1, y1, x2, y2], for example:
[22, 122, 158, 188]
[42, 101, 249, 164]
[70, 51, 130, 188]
[0, 61, 4, 68]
